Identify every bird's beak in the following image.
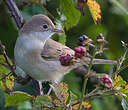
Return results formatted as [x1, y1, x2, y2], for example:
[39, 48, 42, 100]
[51, 28, 64, 33]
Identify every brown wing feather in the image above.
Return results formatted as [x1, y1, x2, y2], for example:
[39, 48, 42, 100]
[41, 38, 74, 60]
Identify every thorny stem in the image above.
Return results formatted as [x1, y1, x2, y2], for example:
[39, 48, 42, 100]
[0, 72, 12, 81]
[78, 46, 97, 110]
[0, 41, 16, 77]
[73, 88, 116, 107]
[116, 49, 128, 72]
[116, 63, 128, 74]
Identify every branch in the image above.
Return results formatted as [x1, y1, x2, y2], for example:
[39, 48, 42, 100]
[4, 0, 24, 29]
[78, 46, 97, 110]
[72, 89, 116, 107]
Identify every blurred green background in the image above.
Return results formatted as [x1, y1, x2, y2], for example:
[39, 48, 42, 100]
[0, 0, 128, 110]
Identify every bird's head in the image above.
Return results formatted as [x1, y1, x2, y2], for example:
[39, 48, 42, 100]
[19, 14, 64, 41]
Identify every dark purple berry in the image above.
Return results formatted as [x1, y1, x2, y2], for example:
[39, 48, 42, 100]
[59, 54, 73, 66]
[78, 35, 88, 46]
[79, 35, 88, 41]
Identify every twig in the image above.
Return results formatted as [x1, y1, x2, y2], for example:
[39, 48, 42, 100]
[116, 63, 128, 74]
[4, 0, 24, 29]
[0, 41, 16, 76]
[78, 46, 97, 110]
[72, 88, 116, 107]
[0, 72, 12, 81]
[116, 49, 128, 71]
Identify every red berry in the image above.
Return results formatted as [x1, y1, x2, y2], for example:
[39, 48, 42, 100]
[101, 75, 112, 86]
[59, 54, 73, 66]
[74, 46, 86, 58]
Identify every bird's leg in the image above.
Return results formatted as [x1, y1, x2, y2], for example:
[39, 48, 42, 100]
[38, 81, 44, 95]
[32, 79, 41, 96]
[47, 86, 52, 95]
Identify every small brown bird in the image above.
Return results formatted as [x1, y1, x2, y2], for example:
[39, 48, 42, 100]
[14, 14, 116, 94]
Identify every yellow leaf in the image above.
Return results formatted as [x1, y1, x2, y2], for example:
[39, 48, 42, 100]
[87, 0, 101, 24]
[113, 75, 126, 88]
[52, 83, 69, 105]
[72, 101, 91, 110]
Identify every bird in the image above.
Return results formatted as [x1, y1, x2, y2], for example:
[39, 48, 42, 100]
[14, 14, 116, 95]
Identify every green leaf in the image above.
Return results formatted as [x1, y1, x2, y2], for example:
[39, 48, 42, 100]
[0, 55, 14, 91]
[60, 0, 80, 30]
[5, 91, 33, 107]
[17, 101, 32, 110]
[33, 95, 52, 109]
[52, 83, 69, 105]
[0, 89, 5, 108]
[58, 34, 66, 45]
[21, 4, 46, 20]
[121, 98, 128, 110]
[0, 55, 10, 74]
[113, 75, 126, 88]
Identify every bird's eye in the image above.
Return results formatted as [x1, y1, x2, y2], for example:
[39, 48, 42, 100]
[43, 24, 48, 29]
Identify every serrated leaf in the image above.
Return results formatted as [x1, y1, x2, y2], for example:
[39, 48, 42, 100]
[72, 101, 91, 110]
[33, 95, 52, 109]
[0, 55, 14, 91]
[17, 101, 32, 110]
[5, 91, 33, 107]
[114, 75, 128, 97]
[52, 83, 69, 105]
[87, 0, 101, 24]
[113, 75, 126, 88]
[60, 0, 80, 30]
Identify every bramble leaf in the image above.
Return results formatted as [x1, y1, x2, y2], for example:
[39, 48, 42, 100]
[60, 0, 81, 30]
[87, 0, 101, 24]
[114, 75, 128, 98]
[33, 95, 52, 109]
[0, 55, 14, 91]
[5, 91, 33, 107]
[72, 101, 91, 110]
[52, 83, 69, 105]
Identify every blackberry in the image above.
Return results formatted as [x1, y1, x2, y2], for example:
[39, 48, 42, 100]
[78, 35, 88, 46]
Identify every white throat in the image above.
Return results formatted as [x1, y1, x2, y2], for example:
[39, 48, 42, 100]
[32, 31, 54, 43]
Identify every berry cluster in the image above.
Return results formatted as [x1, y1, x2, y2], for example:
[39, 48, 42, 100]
[101, 75, 112, 86]
[77, 35, 88, 46]
[74, 46, 86, 58]
[59, 54, 73, 66]
[59, 35, 87, 66]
